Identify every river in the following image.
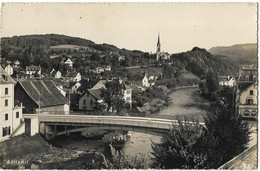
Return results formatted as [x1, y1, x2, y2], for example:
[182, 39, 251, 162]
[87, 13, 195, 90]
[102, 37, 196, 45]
[49, 87, 208, 168]
[152, 87, 208, 122]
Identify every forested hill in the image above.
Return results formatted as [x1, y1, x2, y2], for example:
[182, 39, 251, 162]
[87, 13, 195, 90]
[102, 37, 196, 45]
[1, 34, 149, 69]
[1, 34, 95, 49]
[170, 47, 239, 78]
[208, 43, 257, 65]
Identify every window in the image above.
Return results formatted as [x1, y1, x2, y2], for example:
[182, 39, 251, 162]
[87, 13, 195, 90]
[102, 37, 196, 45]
[5, 100, 8, 106]
[90, 100, 93, 105]
[250, 90, 254, 95]
[246, 99, 253, 105]
[5, 114, 8, 121]
[5, 88, 8, 95]
[16, 112, 19, 118]
[243, 110, 250, 116]
[126, 97, 131, 101]
[127, 90, 131, 94]
[2, 126, 10, 136]
[83, 100, 86, 105]
[249, 75, 254, 81]
[251, 110, 257, 116]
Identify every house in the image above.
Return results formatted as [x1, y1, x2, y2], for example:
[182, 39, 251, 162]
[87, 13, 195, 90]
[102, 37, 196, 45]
[104, 65, 111, 71]
[238, 65, 257, 82]
[64, 81, 81, 94]
[95, 67, 105, 74]
[237, 82, 257, 118]
[142, 74, 157, 88]
[91, 80, 109, 89]
[92, 80, 132, 105]
[118, 55, 125, 61]
[64, 72, 81, 82]
[26, 65, 41, 78]
[92, 65, 112, 74]
[236, 64, 258, 119]
[50, 69, 62, 78]
[219, 76, 236, 87]
[14, 80, 70, 114]
[64, 58, 73, 67]
[5, 64, 13, 76]
[142, 75, 149, 87]
[79, 89, 104, 110]
[13, 60, 20, 68]
[0, 67, 23, 141]
[122, 83, 132, 105]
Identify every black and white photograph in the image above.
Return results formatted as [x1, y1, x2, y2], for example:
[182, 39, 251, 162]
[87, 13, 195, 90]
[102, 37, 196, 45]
[0, 2, 258, 169]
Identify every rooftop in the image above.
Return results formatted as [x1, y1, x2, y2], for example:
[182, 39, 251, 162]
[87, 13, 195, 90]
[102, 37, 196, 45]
[18, 80, 69, 107]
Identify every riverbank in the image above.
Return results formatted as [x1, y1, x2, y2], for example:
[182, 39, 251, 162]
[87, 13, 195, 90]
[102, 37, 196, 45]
[0, 134, 109, 169]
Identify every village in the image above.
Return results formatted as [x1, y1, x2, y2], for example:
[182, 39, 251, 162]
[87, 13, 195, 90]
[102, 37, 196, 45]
[0, 33, 257, 143]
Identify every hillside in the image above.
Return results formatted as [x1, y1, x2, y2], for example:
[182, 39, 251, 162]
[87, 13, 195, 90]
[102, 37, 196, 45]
[208, 43, 257, 64]
[1, 34, 149, 70]
[170, 47, 239, 78]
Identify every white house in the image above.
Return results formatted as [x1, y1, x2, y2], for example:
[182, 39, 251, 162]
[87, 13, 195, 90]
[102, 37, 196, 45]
[26, 65, 41, 78]
[219, 76, 236, 87]
[237, 82, 257, 118]
[142, 74, 157, 88]
[50, 69, 62, 79]
[0, 67, 23, 142]
[5, 65, 13, 76]
[64, 58, 73, 67]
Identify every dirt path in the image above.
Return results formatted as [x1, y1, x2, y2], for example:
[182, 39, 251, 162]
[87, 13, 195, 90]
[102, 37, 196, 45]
[151, 87, 209, 122]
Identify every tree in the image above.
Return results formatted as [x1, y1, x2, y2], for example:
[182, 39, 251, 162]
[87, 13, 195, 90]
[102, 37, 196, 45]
[206, 70, 219, 97]
[151, 100, 252, 169]
[101, 80, 126, 112]
[151, 119, 217, 169]
[204, 101, 251, 167]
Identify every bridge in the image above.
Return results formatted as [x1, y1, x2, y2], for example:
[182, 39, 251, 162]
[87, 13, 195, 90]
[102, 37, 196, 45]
[37, 114, 204, 140]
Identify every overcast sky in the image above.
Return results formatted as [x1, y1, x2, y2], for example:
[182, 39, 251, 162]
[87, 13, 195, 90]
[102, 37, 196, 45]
[1, 3, 257, 53]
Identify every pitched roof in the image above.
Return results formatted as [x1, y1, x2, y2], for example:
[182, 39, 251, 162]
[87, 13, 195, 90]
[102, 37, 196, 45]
[65, 72, 79, 77]
[238, 82, 256, 93]
[18, 80, 69, 107]
[26, 65, 41, 71]
[0, 66, 16, 84]
[65, 81, 78, 89]
[219, 76, 233, 82]
[128, 84, 144, 93]
[88, 89, 103, 100]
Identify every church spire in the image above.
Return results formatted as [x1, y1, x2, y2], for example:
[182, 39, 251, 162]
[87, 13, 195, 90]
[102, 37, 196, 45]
[156, 33, 161, 53]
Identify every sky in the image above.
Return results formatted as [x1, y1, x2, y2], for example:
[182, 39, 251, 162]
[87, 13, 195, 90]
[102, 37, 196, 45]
[1, 3, 258, 53]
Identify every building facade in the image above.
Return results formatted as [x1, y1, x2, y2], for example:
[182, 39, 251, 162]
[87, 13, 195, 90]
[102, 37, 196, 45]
[5, 65, 13, 76]
[236, 65, 258, 119]
[0, 67, 23, 142]
[79, 89, 104, 110]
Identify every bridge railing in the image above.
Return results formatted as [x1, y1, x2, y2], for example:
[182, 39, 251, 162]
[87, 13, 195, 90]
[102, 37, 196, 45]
[39, 114, 205, 130]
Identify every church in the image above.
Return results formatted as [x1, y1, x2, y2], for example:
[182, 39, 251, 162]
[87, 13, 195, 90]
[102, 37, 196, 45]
[156, 34, 171, 61]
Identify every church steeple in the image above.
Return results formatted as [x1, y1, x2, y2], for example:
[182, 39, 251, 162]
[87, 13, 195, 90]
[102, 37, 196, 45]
[156, 33, 161, 60]
[157, 33, 161, 53]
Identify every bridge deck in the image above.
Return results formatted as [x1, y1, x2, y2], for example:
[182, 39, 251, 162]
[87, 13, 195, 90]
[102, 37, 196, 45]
[38, 114, 204, 131]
